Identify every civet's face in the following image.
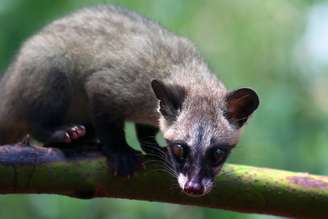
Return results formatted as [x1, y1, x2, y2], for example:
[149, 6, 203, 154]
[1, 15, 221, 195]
[164, 101, 239, 196]
[166, 133, 235, 196]
[151, 80, 259, 196]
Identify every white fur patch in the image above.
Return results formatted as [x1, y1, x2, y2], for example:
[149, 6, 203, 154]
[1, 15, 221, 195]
[202, 178, 214, 195]
[178, 173, 187, 189]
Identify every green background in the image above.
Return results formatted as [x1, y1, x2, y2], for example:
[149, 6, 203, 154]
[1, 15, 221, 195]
[0, 0, 327, 218]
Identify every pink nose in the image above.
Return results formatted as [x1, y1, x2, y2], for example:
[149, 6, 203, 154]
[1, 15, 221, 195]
[183, 181, 204, 196]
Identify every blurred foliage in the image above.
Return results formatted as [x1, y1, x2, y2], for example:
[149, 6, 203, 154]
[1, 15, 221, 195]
[0, 0, 327, 218]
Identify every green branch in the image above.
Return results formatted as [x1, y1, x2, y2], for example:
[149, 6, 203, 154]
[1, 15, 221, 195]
[0, 143, 327, 218]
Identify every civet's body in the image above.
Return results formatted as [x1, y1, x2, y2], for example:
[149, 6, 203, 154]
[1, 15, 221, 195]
[0, 6, 259, 196]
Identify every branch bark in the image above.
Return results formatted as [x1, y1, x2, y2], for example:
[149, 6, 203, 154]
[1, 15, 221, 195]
[0, 142, 327, 218]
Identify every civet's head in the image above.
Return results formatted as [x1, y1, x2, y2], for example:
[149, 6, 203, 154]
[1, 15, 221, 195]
[151, 79, 259, 197]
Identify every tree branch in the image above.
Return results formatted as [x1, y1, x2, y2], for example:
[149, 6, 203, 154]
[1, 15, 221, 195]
[0, 142, 327, 218]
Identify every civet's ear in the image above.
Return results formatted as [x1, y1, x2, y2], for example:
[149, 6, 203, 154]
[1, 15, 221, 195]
[224, 88, 259, 127]
[151, 79, 186, 120]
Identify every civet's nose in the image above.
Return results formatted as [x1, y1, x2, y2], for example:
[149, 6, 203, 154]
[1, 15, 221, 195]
[183, 181, 204, 196]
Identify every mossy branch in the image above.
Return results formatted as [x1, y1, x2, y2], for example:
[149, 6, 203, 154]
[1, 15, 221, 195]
[0, 142, 327, 218]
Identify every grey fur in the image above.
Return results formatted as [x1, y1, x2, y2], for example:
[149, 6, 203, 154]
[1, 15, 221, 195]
[0, 5, 227, 141]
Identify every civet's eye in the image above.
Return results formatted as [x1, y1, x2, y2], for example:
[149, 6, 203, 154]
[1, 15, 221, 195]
[210, 148, 227, 167]
[172, 144, 184, 158]
[171, 144, 186, 162]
